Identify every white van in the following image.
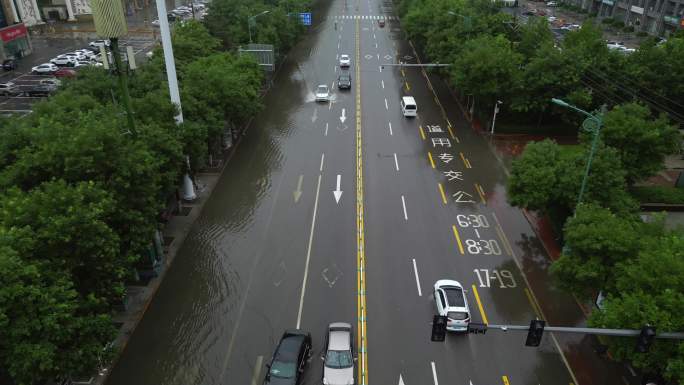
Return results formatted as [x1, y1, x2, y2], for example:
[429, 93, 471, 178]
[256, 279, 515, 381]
[401, 96, 417, 117]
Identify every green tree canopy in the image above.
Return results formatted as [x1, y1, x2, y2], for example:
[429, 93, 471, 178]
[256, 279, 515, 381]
[589, 233, 684, 382]
[599, 102, 680, 184]
[550, 203, 641, 299]
[0, 240, 116, 384]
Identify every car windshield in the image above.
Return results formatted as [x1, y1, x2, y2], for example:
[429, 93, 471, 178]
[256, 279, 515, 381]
[339, 75, 350, 81]
[269, 360, 296, 378]
[325, 350, 353, 369]
[317, 86, 328, 93]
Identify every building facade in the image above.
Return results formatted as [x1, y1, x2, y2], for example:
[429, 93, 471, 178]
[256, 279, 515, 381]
[568, 0, 684, 36]
[0, 0, 32, 62]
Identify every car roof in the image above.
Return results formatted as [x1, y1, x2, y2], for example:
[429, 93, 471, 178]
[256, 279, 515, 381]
[275, 334, 305, 361]
[402, 96, 416, 103]
[328, 323, 351, 351]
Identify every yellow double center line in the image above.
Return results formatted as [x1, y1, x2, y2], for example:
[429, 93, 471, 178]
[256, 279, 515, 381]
[355, 18, 369, 385]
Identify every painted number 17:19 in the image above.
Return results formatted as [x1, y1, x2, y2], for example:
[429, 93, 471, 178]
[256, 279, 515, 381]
[473, 269, 517, 288]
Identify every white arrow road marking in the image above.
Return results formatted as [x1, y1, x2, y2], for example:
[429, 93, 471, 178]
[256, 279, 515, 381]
[333, 174, 343, 203]
[431, 362, 439, 385]
[401, 195, 408, 220]
[293, 175, 303, 203]
[412, 259, 422, 296]
[312, 107, 318, 123]
[399, 374, 405, 385]
[340, 108, 346, 123]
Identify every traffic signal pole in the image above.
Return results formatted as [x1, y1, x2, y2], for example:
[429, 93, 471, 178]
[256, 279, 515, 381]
[468, 322, 684, 340]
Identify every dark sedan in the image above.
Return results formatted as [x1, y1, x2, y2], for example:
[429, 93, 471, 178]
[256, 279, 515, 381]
[337, 73, 351, 90]
[264, 329, 312, 385]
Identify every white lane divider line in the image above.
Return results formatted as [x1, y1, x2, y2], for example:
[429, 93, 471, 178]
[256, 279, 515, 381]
[384, 98, 388, 110]
[388, 121, 393, 135]
[393, 153, 399, 171]
[373, 33, 376, 39]
[401, 195, 408, 221]
[431, 362, 439, 385]
[381, 79, 385, 89]
[250, 356, 263, 385]
[412, 258, 422, 296]
[375, 42, 378, 49]
[325, 122, 329, 136]
[379, 65, 383, 72]
[296, 173, 323, 329]
[320, 153, 325, 172]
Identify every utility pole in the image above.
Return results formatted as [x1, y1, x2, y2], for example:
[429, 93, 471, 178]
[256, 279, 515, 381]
[91, 0, 136, 136]
[491, 100, 502, 135]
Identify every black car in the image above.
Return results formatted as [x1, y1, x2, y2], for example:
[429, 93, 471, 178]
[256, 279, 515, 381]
[264, 329, 312, 385]
[337, 73, 351, 90]
[2, 59, 17, 71]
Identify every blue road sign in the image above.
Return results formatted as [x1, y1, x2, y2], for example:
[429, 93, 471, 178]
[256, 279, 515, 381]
[299, 12, 312, 26]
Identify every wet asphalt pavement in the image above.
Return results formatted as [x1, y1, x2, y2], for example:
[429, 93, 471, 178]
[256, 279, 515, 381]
[103, 0, 636, 384]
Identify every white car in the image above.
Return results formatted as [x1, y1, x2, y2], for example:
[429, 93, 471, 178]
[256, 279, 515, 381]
[74, 60, 104, 68]
[89, 39, 110, 48]
[339, 54, 351, 67]
[74, 49, 95, 59]
[39, 78, 62, 87]
[63, 51, 87, 60]
[433, 280, 471, 332]
[151, 19, 161, 26]
[31, 63, 59, 74]
[606, 40, 625, 50]
[546, 1, 558, 6]
[323, 323, 355, 385]
[50, 55, 77, 66]
[547, 16, 557, 22]
[315, 84, 330, 102]
[0, 82, 20, 96]
[617, 46, 636, 54]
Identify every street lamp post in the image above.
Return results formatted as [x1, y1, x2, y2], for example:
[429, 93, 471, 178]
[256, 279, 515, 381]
[551, 98, 605, 207]
[491, 100, 502, 135]
[248, 10, 270, 44]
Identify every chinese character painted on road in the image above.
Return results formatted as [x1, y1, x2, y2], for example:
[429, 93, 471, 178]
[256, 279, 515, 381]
[438, 153, 454, 164]
[443, 170, 463, 181]
[452, 191, 475, 203]
[426, 125, 443, 133]
[431, 138, 451, 148]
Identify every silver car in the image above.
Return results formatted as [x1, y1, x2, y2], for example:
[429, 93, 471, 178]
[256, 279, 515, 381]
[322, 323, 355, 385]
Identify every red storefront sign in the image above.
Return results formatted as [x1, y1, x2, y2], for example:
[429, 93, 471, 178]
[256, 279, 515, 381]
[0, 23, 27, 43]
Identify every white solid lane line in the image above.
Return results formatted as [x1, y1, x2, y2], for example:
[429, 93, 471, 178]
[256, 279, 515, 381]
[384, 98, 388, 110]
[250, 356, 263, 385]
[320, 153, 325, 172]
[412, 259, 422, 296]
[401, 195, 408, 221]
[388, 121, 393, 135]
[394, 153, 399, 171]
[431, 362, 439, 385]
[296, 173, 323, 328]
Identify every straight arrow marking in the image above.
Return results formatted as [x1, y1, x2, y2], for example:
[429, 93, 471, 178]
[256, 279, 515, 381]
[333, 174, 343, 203]
[399, 374, 405, 385]
[294, 175, 303, 203]
[340, 108, 347, 123]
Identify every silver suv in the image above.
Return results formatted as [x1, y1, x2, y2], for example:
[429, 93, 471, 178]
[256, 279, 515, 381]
[322, 322, 356, 385]
[0, 82, 20, 96]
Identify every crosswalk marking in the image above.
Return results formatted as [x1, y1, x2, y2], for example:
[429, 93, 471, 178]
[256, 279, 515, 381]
[330, 15, 397, 20]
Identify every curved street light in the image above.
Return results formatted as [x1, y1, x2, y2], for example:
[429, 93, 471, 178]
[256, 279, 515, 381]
[248, 10, 270, 44]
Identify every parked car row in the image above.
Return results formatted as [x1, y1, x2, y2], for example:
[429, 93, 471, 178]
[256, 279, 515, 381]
[606, 40, 636, 53]
[152, 3, 207, 26]
[264, 324, 356, 385]
[0, 80, 59, 97]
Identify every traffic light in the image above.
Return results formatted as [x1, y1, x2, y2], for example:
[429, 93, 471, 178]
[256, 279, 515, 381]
[636, 325, 656, 353]
[468, 322, 488, 334]
[525, 320, 545, 347]
[431, 315, 447, 342]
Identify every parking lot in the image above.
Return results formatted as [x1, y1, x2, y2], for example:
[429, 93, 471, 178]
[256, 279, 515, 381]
[0, 36, 157, 117]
